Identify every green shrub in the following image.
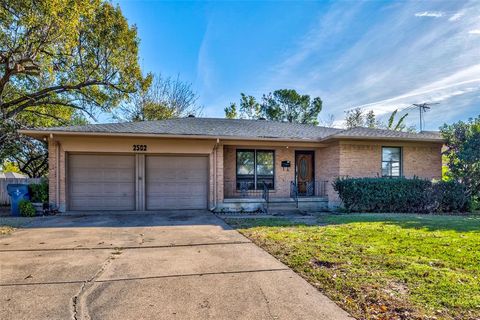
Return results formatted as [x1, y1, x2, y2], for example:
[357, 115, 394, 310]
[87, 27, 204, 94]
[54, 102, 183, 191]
[431, 180, 470, 212]
[333, 177, 470, 213]
[29, 180, 48, 203]
[19, 200, 36, 217]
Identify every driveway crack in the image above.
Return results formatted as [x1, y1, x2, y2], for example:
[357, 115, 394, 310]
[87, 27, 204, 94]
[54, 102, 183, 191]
[259, 286, 276, 320]
[71, 249, 121, 320]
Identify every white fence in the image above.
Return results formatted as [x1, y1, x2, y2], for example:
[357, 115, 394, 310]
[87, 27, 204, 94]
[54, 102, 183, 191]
[0, 178, 43, 206]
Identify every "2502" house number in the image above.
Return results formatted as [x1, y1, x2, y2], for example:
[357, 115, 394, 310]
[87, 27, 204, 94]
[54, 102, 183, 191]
[132, 144, 147, 151]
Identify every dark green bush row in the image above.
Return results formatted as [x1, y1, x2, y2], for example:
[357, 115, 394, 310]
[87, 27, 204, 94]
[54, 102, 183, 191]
[333, 177, 470, 213]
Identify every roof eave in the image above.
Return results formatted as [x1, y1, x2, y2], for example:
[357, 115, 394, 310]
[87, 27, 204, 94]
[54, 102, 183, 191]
[18, 129, 324, 143]
[321, 135, 444, 143]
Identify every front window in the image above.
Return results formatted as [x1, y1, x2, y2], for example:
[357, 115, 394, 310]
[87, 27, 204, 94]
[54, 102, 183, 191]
[382, 147, 402, 177]
[236, 150, 274, 190]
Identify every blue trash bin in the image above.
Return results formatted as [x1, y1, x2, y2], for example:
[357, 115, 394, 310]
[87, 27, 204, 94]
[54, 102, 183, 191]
[7, 184, 30, 216]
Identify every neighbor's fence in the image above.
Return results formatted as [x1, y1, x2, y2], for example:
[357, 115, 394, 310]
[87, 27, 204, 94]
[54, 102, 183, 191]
[0, 178, 42, 205]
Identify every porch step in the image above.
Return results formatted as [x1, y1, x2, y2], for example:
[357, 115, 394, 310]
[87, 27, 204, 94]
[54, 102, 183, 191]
[266, 200, 301, 215]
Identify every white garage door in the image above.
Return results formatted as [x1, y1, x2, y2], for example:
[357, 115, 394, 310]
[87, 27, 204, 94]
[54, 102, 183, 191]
[68, 154, 135, 211]
[146, 155, 208, 210]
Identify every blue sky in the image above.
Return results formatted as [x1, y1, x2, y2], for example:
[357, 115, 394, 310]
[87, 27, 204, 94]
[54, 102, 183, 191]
[115, 0, 480, 130]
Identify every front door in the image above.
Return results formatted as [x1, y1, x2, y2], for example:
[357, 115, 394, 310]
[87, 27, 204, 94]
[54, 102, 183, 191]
[295, 151, 314, 196]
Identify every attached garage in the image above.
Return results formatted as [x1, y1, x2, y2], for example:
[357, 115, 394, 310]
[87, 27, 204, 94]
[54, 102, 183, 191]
[146, 155, 208, 210]
[67, 153, 208, 211]
[68, 154, 136, 211]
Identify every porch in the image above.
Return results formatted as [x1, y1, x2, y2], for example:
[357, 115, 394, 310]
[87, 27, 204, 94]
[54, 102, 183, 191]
[218, 180, 329, 213]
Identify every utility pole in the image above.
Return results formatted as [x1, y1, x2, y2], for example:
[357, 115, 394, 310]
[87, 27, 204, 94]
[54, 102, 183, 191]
[412, 102, 438, 131]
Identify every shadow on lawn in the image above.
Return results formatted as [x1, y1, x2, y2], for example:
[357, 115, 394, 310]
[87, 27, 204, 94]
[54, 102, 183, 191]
[225, 213, 480, 233]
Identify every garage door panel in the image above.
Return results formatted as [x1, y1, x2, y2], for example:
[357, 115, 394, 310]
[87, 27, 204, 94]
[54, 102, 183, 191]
[148, 183, 206, 194]
[70, 196, 134, 210]
[70, 169, 134, 182]
[146, 156, 207, 210]
[70, 182, 135, 196]
[69, 154, 135, 211]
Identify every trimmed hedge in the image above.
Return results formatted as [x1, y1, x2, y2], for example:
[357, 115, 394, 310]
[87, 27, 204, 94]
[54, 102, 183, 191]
[333, 177, 470, 213]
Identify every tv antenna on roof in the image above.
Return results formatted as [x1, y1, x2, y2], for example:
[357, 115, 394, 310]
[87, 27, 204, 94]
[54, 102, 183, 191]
[412, 102, 439, 132]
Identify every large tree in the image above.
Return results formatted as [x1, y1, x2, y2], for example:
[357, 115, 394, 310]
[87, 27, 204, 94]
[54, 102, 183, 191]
[115, 73, 201, 122]
[441, 116, 480, 201]
[224, 89, 322, 124]
[0, 0, 143, 151]
[262, 89, 322, 124]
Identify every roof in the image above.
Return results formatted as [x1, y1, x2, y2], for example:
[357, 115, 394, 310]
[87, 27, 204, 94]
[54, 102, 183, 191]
[324, 127, 443, 142]
[0, 172, 27, 179]
[19, 117, 444, 143]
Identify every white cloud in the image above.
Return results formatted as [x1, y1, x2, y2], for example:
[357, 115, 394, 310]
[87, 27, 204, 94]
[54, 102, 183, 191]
[449, 11, 465, 21]
[468, 29, 480, 34]
[414, 11, 444, 18]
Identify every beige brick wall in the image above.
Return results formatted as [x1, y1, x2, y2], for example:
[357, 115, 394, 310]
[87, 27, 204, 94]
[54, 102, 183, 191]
[316, 142, 340, 201]
[403, 144, 442, 179]
[215, 144, 224, 204]
[48, 139, 66, 211]
[337, 141, 443, 179]
[47, 139, 57, 206]
[321, 140, 443, 205]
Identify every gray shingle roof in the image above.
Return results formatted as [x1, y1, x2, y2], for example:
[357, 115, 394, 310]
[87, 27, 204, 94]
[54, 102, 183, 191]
[29, 117, 341, 140]
[326, 127, 443, 141]
[22, 117, 443, 142]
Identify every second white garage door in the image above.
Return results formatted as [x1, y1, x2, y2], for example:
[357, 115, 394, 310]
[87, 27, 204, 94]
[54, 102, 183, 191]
[146, 155, 208, 210]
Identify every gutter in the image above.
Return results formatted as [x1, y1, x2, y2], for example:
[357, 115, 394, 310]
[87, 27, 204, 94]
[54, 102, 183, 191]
[19, 130, 444, 144]
[18, 129, 324, 143]
[319, 135, 444, 143]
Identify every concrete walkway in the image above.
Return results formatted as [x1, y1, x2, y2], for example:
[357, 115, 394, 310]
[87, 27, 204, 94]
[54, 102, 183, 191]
[0, 211, 352, 320]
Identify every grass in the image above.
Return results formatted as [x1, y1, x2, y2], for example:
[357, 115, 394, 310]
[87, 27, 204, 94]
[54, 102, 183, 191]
[226, 214, 480, 320]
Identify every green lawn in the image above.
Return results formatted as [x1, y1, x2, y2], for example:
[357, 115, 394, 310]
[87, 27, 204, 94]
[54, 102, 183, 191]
[226, 214, 480, 320]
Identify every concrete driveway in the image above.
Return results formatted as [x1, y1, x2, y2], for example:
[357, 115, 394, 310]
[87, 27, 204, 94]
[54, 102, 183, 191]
[0, 211, 352, 320]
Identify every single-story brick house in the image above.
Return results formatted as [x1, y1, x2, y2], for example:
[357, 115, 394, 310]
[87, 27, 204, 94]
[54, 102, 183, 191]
[21, 117, 443, 212]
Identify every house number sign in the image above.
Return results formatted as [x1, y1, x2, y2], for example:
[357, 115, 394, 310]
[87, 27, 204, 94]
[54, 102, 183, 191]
[132, 144, 147, 151]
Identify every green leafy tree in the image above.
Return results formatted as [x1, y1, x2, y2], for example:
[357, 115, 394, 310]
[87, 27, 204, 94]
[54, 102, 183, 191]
[0, 0, 143, 150]
[224, 93, 262, 120]
[224, 89, 322, 124]
[115, 73, 201, 122]
[261, 89, 322, 124]
[224, 103, 238, 119]
[441, 116, 480, 202]
[344, 108, 365, 128]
